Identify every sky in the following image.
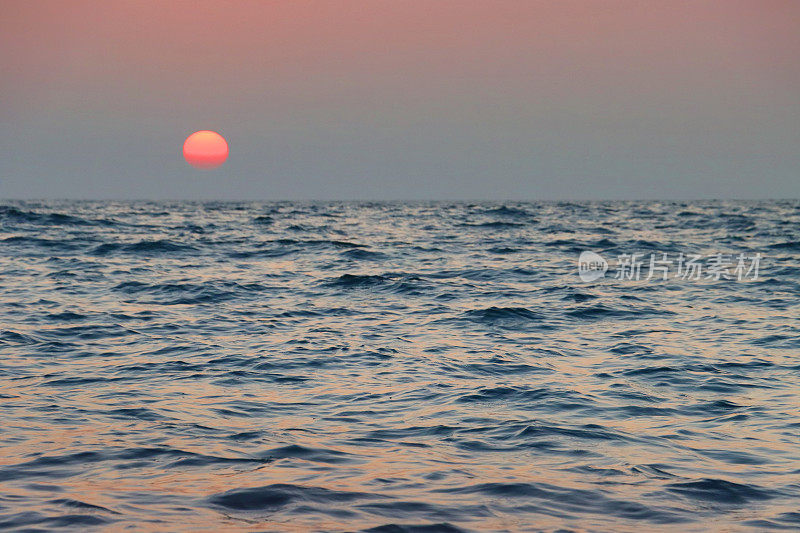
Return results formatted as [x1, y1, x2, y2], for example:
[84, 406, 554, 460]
[1, 0, 798, 200]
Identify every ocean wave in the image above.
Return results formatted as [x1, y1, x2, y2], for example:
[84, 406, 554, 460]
[463, 306, 543, 323]
[253, 215, 274, 224]
[0, 205, 118, 227]
[340, 248, 388, 260]
[483, 205, 536, 218]
[110, 279, 270, 305]
[0, 200, 798, 531]
[92, 239, 199, 255]
[666, 479, 776, 504]
[457, 221, 526, 228]
[208, 483, 379, 511]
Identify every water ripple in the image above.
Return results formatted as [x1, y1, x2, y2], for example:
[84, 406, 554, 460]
[0, 200, 798, 531]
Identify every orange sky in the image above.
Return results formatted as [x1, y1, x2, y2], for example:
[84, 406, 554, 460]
[1, 0, 799, 199]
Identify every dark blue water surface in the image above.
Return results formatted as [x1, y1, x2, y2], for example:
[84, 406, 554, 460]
[1, 200, 799, 532]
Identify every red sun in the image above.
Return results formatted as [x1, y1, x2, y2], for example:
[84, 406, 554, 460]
[183, 130, 229, 169]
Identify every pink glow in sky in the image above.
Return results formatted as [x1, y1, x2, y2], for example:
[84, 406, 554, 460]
[1, 0, 799, 199]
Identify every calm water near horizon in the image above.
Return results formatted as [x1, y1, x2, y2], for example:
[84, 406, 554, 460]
[1, 200, 798, 531]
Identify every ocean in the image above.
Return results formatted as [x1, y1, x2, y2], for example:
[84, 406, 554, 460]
[1, 200, 798, 531]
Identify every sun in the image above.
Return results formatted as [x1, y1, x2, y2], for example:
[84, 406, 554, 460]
[183, 130, 229, 169]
